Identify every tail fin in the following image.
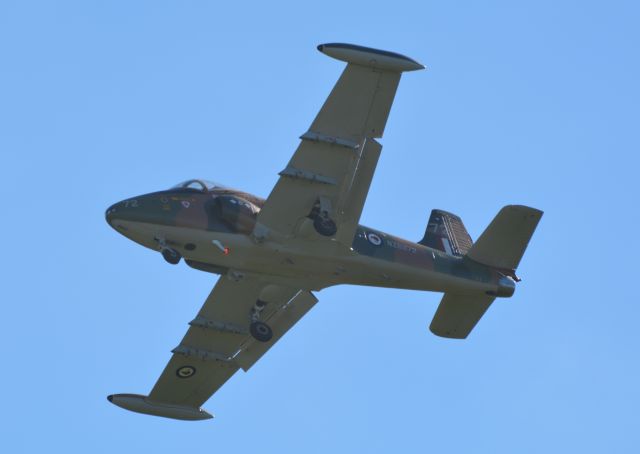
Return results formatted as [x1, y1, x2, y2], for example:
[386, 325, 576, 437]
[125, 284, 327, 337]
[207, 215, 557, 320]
[465, 205, 543, 271]
[419, 209, 473, 256]
[429, 205, 542, 339]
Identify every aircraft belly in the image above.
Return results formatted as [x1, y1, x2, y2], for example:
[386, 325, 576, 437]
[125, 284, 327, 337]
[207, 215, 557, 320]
[333, 255, 491, 294]
[110, 221, 496, 294]
[109, 221, 250, 266]
[110, 221, 346, 285]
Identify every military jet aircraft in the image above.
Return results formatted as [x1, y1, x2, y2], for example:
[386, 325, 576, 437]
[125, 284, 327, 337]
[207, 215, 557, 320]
[106, 43, 542, 421]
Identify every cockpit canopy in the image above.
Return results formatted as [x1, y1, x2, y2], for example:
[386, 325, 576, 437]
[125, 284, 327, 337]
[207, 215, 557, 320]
[171, 179, 229, 193]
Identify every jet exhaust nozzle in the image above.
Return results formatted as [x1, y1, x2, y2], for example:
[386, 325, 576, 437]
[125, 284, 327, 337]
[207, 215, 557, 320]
[496, 276, 516, 298]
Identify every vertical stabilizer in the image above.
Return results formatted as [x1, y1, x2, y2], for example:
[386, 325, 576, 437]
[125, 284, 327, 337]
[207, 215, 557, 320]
[419, 209, 473, 256]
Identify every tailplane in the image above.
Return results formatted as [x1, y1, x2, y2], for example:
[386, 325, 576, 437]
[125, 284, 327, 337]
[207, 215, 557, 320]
[429, 205, 542, 339]
[465, 205, 543, 273]
[430, 293, 495, 339]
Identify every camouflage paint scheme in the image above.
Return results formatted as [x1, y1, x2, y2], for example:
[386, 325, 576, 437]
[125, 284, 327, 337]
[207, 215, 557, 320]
[106, 181, 510, 296]
[105, 44, 542, 421]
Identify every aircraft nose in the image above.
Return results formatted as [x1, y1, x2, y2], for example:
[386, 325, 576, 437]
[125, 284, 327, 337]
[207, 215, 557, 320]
[104, 196, 157, 230]
[104, 200, 128, 225]
[105, 202, 120, 226]
[105, 199, 135, 228]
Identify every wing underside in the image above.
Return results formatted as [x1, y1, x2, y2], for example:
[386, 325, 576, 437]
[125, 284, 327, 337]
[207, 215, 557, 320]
[109, 273, 317, 419]
[255, 44, 424, 246]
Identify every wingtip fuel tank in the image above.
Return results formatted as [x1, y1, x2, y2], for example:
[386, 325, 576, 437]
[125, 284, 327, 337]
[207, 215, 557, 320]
[107, 393, 213, 421]
[317, 42, 425, 72]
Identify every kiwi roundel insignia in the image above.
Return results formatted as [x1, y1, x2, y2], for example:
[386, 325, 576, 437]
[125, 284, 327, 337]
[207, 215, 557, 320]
[368, 233, 382, 246]
[176, 366, 196, 379]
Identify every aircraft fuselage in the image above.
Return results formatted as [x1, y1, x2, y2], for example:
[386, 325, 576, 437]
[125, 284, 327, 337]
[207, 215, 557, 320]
[106, 186, 514, 298]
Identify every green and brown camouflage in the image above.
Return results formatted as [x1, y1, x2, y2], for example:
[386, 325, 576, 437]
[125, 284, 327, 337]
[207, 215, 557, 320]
[352, 226, 499, 286]
[107, 180, 263, 235]
[105, 43, 544, 421]
[106, 179, 518, 296]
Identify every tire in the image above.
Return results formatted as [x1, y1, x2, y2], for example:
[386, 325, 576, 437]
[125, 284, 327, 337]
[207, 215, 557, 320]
[162, 248, 181, 265]
[250, 321, 273, 342]
[313, 216, 337, 237]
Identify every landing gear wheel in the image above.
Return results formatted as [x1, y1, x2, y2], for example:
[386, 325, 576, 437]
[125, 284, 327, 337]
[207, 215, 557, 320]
[313, 216, 337, 237]
[162, 248, 182, 265]
[250, 321, 273, 342]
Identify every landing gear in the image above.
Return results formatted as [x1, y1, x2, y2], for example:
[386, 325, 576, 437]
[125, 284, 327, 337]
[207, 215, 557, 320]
[161, 247, 181, 265]
[249, 299, 273, 342]
[250, 321, 273, 342]
[311, 196, 337, 237]
[313, 214, 337, 237]
[156, 236, 182, 265]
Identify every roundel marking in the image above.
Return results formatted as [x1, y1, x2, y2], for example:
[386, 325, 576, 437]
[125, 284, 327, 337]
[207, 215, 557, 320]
[368, 233, 382, 246]
[176, 366, 196, 379]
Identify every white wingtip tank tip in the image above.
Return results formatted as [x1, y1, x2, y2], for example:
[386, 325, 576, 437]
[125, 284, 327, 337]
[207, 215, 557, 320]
[317, 43, 425, 72]
[107, 394, 213, 421]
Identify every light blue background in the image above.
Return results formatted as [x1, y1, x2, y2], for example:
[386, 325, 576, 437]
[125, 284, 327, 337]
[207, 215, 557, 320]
[1, 1, 638, 452]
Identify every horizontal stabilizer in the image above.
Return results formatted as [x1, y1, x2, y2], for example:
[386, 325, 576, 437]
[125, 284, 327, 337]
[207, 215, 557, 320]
[466, 205, 543, 271]
[430, 293, 496, 339]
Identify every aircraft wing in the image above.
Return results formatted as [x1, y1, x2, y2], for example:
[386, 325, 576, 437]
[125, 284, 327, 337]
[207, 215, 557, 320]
[108, 273, 317, 420]
[255, 43, 424, 246]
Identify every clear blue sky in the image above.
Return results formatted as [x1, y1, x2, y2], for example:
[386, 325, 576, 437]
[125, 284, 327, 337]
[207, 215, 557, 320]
[1, 1, 638, 452]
